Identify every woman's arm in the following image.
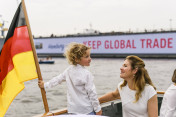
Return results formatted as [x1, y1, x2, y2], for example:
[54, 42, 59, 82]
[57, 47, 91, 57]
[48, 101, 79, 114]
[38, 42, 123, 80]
[148, 94, 158, 117]
[99, 88, 120, 104]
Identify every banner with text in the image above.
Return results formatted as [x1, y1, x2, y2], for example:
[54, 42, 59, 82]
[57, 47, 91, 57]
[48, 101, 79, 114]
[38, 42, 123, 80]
[34, 32, 176, 54]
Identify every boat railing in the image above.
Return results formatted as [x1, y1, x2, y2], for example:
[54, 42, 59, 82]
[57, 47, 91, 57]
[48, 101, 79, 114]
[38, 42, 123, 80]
[33, 91, 164, 117]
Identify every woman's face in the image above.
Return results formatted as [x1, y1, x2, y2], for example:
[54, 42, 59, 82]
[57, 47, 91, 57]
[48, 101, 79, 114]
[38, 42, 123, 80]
[120, 59, 134, 80]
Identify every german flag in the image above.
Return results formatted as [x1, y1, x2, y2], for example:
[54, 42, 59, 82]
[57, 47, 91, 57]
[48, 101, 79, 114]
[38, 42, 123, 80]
[0, 3, 38, 116]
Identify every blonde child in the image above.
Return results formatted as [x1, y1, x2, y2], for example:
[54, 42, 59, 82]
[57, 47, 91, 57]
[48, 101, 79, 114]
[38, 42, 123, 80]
[38, 42, 102, 115]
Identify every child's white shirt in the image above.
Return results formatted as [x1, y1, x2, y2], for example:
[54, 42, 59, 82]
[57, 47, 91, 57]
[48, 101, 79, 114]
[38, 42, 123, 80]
[44, 64, 101, 114]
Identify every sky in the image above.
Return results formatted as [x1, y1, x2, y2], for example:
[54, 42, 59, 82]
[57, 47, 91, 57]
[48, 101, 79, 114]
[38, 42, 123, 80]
[0, 0, 176, 37]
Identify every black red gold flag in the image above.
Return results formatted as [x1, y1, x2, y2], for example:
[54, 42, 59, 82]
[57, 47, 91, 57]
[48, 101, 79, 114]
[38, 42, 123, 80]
[0, 3, 38, 116]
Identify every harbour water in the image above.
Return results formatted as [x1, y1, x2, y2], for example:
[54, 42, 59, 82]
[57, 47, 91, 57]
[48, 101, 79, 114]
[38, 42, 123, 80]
[4, 58, 176, 117]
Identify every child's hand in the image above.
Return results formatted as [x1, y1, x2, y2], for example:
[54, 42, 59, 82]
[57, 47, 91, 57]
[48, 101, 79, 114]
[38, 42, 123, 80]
[38, 80, 44, 88]
[96, 110, 102, 115]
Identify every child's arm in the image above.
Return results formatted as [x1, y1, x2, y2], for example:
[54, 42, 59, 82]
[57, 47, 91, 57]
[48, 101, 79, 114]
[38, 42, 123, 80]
[85, 73, 102, 115]
[38, 72, 66, 89]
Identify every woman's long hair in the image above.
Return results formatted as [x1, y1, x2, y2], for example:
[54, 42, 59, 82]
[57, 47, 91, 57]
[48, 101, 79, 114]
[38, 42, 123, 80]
[172, 69, 176, 83]
[120, 55, 156, 102]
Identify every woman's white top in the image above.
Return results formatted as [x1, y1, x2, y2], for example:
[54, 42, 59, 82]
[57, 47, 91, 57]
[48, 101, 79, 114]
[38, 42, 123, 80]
[160, 84, 176, 117]
[118, 81, 156, 117]
[44, 64, 101, 114]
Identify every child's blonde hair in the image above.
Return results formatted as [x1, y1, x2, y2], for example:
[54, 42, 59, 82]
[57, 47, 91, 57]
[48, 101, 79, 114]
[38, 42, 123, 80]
[64, 42, 91, 65]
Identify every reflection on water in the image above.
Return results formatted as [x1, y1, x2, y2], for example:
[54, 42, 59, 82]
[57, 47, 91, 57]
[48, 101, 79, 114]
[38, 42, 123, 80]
[5, 58, 176, 117]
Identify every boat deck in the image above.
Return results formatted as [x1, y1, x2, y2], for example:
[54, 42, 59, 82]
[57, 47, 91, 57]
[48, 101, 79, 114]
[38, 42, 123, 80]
[33, 94, 164, 117]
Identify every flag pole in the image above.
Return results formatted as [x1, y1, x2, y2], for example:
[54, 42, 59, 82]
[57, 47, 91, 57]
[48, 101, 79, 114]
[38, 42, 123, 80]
[22, 0, 50, 113]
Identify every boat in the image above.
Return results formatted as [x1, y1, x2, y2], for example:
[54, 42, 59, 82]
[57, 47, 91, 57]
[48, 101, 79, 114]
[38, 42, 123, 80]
[39, 57, 54, 64]
[33, 91, 164, 117]
[39, 60, 55, 64]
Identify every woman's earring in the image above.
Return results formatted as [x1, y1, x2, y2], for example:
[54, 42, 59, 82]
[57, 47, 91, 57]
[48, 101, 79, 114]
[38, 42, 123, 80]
[133, 74, 135, 78]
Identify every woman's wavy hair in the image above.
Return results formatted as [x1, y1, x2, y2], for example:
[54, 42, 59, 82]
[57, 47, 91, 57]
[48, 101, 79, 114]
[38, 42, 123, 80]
[172, 69, 176, 83]
[64, 42, 91, 65]
[120, 55, 156, 102]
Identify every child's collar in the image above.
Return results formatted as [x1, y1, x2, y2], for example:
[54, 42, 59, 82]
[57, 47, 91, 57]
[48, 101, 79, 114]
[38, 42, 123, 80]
[77, 64, 84, 68]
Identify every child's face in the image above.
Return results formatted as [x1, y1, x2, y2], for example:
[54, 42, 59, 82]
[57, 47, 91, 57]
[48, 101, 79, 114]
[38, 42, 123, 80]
[78, 49, 91, 66]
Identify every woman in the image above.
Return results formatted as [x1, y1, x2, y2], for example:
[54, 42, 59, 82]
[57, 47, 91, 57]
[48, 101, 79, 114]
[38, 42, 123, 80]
[160, 69, 176, 117]
[99, 55, 158, 117]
